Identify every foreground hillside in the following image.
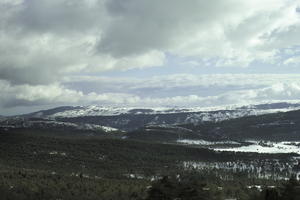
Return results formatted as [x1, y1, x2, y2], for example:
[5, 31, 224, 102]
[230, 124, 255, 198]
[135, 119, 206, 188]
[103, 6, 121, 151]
[1, 104, 300, 199]
[181, 109, 300, 141]
[3, 102, 299, 132]
[2, 105, 300, 143]
[125, 109, 300, 143]
[2, 130, 291, 177]
[0, 129, 300, 199]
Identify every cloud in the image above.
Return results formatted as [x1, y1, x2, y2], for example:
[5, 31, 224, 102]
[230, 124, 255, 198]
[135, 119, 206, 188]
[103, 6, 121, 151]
[63, 74, 300, 96]
[0, 80, 82, 107]
[283, 56, 300, 65]
[128, 82, 300, 107]
[99, 0, 300, 66]
[0, 80, 145, 108]
[2, 77, 300, 112]
[0, 0, 165, 85]
[0, 27, 165, 85]
[213, 82, 300, 106]
[10, 0, 105, 34]
[1, 0, 300, 113]
[1, 0, 300, 86]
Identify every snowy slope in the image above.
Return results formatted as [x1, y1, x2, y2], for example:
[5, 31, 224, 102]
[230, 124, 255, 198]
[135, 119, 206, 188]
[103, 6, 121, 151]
[6, 102, 300, 135]
[0, 117, 119, 133]
[42, 102, 300, 120]
[214, 141, 300, 154]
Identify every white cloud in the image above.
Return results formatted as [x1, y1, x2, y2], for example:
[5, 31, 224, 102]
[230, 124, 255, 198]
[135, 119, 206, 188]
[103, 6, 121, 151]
[0, 80, 146, 108]
[0, 80, 82, 107]
[283, 56, 300, 65]
[133, 82, 300, 107]
[64, 74, 300, 94]
[1, 0, 300, 113]
[2, 78, 300, 110]
[0, 0, 166, 85]
[1, 0, 300, 86]
[100, 0, 300, 66]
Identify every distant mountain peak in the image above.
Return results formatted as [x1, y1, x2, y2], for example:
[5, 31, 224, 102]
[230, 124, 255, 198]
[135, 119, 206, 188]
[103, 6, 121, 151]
[20, 102, 300, 119]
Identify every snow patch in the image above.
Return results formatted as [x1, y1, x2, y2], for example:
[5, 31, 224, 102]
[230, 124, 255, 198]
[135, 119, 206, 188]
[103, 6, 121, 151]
[49, 104, 300, 119]
[214, 141, 300, 154]
[177, 139, 240, 145]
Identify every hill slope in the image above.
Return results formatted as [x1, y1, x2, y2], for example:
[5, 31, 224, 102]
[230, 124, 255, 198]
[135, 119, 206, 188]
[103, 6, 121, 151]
[181, 109, 300, 141]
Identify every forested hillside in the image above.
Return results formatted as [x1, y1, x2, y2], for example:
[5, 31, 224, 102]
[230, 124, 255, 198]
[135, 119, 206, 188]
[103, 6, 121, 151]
[0, 129, 300, 199]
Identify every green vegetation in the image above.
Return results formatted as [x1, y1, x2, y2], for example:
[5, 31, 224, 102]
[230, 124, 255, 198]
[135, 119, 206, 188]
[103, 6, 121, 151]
[146, 174, 300, 200]
[182, 110, 300, 141]
[0, 169, 148, 200]
[0, 130, 299, 199]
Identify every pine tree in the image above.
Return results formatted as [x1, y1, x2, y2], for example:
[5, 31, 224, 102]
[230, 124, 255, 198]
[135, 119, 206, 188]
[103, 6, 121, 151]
[280, 176, 300, 200]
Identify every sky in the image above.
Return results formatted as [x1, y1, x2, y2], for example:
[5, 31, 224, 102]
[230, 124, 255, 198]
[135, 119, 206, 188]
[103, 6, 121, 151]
[1, 0, 300, 115]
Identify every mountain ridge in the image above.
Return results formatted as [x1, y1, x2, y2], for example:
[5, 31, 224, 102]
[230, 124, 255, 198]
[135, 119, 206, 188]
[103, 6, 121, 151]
[2, 102, 300, 141]
[17, 101, 300, 119]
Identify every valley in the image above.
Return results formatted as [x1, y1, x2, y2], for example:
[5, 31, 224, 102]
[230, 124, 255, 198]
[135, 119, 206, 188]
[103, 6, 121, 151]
[1, 102, 300, 199]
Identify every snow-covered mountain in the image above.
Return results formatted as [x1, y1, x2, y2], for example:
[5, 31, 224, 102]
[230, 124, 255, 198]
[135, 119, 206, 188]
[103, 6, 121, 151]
[0, 116, 5, 122]
[22, 102, 300, 119]
[0, 117, 120, 134]
[2, 102, 300, 135]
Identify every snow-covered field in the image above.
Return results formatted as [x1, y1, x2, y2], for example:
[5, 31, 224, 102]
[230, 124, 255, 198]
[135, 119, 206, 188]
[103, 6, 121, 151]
[177, 139, 240, 145]
[49, 104, 300, 118]
[214, 141, 300, 154]
[51, 106, 195, 117]
[183, 158, 300, 180]
[177, 139, 300, 154]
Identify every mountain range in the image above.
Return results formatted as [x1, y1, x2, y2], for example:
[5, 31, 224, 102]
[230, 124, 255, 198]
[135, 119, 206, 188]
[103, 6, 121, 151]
[1, 102, 300, 141]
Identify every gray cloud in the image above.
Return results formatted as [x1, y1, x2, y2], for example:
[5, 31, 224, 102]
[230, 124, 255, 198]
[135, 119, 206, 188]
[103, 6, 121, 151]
[1, 0, 300, 113]
[98, 0, 300, 65]
[10, 0, 105, 34]
[0, 0, 165, 85]
[2, 79, 300, 109]
[63, 74, 300, 96]
[1, 0, 300, 86]
[98, 0, 232, 57]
